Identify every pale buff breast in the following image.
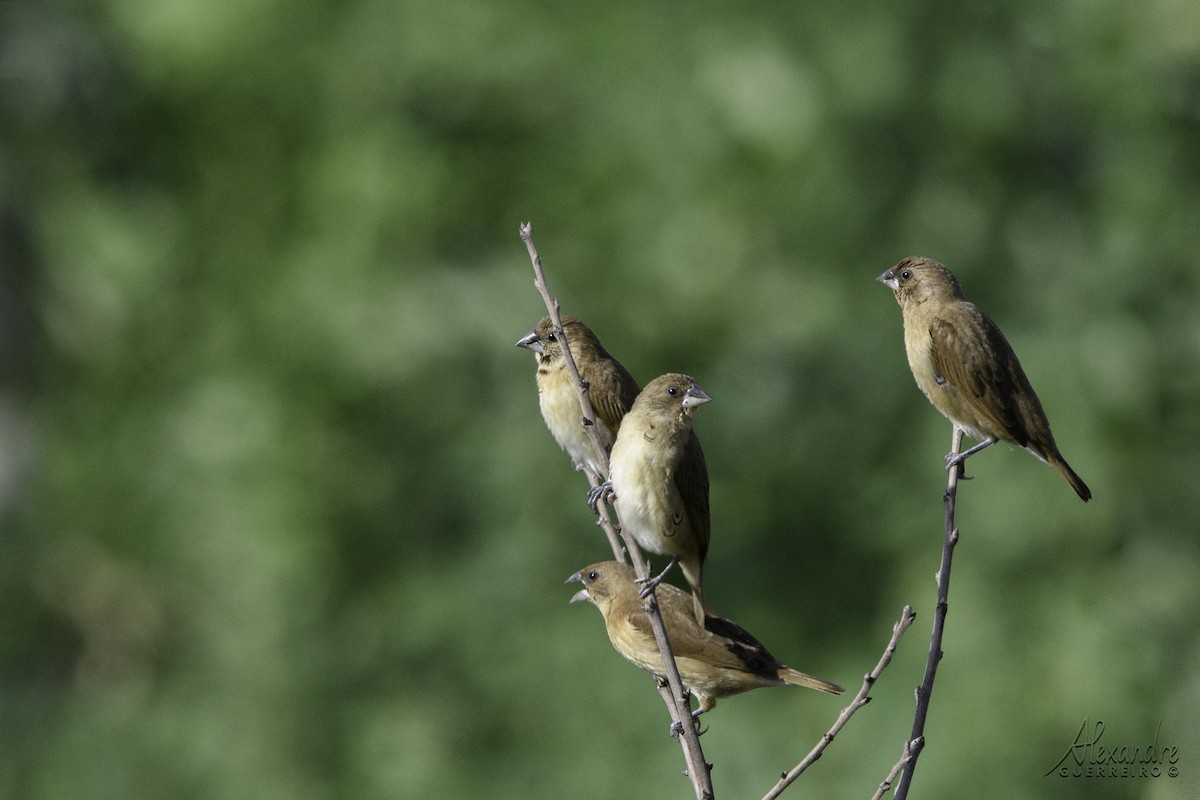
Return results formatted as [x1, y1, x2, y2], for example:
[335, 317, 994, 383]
[609, 422, 690, 559]
[538, 366, 611, 473]
[608, 618, 664, 675]
[902, 315, 990, 441]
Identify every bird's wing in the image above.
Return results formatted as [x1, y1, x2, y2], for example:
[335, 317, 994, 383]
[623, 590, 696, 661]
[632, 588, 773, 673]
[929, 312, 1028, 445]
[691, 618, 780, 675]
[620, 585, 792, 684]
[703, 614, 771, 656]
[591, 361, 640, 437]
[674, 432, 711, 558]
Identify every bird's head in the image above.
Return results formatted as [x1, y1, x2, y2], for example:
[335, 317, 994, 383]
[516, 315, 587, 367]
[636, 373, 712, 420]
[566, 561, 636, 612]
[876, 256, 965, 305]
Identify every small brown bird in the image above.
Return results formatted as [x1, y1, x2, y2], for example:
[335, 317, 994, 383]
[516, 315, 640, 478]
[568, 561, 843, 725]
[877, 256, 1091, 501]
[602, 373, 711, 624]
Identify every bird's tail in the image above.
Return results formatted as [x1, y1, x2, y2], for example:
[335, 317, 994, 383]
[1049, 454, 1092, 502]
[779, 668, 844, 695]
[689, 588, 706, 628]
[679, 557, 707, 626]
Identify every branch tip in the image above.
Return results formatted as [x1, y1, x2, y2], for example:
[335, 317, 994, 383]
[760, 604, 916, 800]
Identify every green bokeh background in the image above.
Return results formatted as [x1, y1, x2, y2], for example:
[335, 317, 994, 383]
[2, 1, 1198, 798]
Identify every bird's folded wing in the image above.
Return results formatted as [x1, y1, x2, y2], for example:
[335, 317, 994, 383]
[929, 315, 1026, 444]
[675, 432, 711, 556]
[592, 366, 639, 436]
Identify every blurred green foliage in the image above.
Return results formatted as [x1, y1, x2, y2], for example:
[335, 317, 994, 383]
[2, 0, 1199, 797]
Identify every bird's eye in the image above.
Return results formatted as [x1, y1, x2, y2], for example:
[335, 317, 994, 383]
[546, 333, 556, 341]
[587, 571, 599, 581]
[900, 269, 912, 281]
[666, 386, 679, 396]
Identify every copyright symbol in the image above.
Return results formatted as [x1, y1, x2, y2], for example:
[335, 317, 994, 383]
[1168, 766, 1178, 778]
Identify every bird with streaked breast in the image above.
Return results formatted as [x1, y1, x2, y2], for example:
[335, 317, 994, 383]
[516, 315, 639, 479]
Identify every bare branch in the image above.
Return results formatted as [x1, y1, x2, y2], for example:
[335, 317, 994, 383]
[891, 426, 965, 799]
[870, 737, 923, 800]
[520, 222, 715, 800]
[761, 605, 917, 800]
[519, 223, 625, 561]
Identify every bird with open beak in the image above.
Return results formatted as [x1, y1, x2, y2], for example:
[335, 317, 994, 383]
[568, 561, 843, 728]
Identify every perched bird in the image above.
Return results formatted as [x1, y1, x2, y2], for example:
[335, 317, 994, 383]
[568, 561, 843, 724]
[602, 373, 711, 624]
[877, 256, 1091, 501]
[516, 315, 640, 478]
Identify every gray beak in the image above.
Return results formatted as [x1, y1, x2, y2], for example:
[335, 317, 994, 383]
[515, 329, 543, 352]
[876, 268, 899, 291]
[565, 571, 589, 603]
[681, 383, 712, 409]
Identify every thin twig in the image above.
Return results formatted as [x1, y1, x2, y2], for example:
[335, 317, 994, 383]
[520, 222, 715, 800]
[892, 426, 964, 800]
[870, 737, 923, 800]
[761, 605, 917, 800]
[519, 224, 625, 561]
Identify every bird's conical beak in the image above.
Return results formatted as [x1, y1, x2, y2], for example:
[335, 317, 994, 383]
[876, 268, 899, 291]
[565, 571, 589, 603]
[515, 330, 543, 352]
[681, 384, 712, 409]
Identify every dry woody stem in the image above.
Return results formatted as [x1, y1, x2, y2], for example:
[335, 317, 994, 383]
[890, 426, 965, 799]
[519, 222, 715, 800]
[761, 605, 917, 800]
[872, 736, 923, 800]
[520, 222, 922, 800]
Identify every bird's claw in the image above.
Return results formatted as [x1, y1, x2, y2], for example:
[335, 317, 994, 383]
[943, 452, 973, 480]
[587, 481, 614, 512]
[636, 556, 679, 599]
[637, 574, 663, 599]
[668, 715, 708, 738]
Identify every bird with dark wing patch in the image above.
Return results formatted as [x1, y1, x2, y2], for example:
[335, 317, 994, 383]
[568, 561, 842, 727]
